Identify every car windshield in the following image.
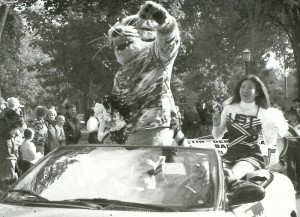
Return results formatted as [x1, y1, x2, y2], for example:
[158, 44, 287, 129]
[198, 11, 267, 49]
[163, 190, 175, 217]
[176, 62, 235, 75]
[4, 146, 218, 210]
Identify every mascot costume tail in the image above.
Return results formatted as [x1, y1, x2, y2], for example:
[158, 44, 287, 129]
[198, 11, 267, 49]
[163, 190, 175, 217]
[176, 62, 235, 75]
[108, 1, 186, 146]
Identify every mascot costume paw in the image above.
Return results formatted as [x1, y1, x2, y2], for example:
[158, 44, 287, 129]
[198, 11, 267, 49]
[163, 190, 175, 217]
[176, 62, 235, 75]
[108, 1, 186, 146]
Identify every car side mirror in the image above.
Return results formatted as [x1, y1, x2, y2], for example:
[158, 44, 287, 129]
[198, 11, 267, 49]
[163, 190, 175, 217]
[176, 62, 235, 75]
[227, 182, 265, 207]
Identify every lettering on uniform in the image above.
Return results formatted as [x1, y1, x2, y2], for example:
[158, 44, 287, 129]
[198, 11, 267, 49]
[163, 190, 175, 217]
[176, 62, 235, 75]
[234, 114, 248, 125]
[229, 113, 257, 127]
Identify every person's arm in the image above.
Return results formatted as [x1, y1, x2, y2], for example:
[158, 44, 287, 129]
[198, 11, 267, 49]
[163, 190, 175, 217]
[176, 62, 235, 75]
[60, 127, 66, 142]
[212, 105, 228, 139]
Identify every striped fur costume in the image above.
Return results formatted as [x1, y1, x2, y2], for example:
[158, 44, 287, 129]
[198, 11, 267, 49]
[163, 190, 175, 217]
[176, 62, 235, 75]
[108, 1, 186, 146]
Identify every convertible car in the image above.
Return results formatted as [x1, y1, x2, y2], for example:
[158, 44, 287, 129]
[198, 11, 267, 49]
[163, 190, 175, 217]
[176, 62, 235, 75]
[0, 145, 297, 217]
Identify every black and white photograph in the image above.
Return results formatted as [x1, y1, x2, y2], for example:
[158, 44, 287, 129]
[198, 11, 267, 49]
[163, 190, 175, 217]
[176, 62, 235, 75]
[0, 0, 300, 216]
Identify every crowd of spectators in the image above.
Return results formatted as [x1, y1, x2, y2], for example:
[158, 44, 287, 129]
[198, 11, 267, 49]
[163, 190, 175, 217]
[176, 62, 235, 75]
[0, 97, 82, 190]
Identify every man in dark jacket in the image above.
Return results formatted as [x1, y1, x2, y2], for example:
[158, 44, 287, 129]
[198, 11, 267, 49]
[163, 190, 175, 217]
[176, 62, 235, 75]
[64, 104, 82, 145]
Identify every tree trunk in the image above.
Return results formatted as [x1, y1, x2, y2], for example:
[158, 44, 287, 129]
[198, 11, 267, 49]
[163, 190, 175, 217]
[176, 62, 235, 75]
[0, 4, 9, 43]
[283, 4, 300, 97]
[0, 4, 9, 98]
[291, 43, 300, 97]
[243, 0, 268, 75]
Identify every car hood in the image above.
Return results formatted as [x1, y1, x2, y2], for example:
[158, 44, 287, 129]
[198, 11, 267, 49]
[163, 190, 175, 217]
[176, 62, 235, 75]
[0, 203, 233, 217]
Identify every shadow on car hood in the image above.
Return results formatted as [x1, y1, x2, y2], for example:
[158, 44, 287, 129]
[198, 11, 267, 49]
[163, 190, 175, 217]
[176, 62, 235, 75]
[0, 203, 231, 217]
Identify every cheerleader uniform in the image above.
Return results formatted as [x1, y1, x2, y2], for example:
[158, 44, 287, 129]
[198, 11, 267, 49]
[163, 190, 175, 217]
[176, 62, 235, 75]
[213, 101, 266, 169]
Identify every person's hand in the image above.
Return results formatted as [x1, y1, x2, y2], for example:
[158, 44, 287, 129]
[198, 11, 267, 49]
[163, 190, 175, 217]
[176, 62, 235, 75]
[212, 112, 221, 127]
[138, 1, 168, 25]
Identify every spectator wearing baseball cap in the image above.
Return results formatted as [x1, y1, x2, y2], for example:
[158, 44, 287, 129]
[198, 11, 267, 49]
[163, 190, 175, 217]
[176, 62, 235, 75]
[6, 97, 24, 110]
[5, 97, 26, 132]
[6, 97, 24, 118]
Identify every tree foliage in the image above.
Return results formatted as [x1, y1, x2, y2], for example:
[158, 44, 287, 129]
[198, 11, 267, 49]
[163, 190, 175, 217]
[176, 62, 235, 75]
[0, 3, 44, 105]
[0, 0, 298, 111]
[268, 0, 300, 96]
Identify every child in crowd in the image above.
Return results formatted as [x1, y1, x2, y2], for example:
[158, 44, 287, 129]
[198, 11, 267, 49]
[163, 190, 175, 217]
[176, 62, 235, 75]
[56, 115, 66, 146]
[20, 128, 43, 173]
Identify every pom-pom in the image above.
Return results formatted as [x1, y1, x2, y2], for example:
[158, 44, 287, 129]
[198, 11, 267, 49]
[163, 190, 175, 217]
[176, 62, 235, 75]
[258, 107, 289, 146]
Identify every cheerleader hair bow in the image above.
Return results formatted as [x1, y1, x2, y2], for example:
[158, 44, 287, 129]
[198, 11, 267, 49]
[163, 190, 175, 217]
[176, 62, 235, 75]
[258, 107, 289, 147]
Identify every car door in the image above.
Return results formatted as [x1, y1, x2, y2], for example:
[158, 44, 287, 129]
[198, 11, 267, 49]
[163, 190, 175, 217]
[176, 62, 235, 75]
[230, 172, 296, 217]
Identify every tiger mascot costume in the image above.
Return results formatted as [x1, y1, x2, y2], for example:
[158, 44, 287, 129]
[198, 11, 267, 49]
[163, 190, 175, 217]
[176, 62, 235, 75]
[108, 1, 186, 146]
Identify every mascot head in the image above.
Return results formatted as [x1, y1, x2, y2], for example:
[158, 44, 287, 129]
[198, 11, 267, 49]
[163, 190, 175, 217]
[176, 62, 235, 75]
[108, 14, 159, 65]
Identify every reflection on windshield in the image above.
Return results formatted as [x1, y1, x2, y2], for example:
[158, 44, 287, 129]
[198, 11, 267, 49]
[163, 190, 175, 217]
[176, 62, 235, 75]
[9, 146, 216, 208]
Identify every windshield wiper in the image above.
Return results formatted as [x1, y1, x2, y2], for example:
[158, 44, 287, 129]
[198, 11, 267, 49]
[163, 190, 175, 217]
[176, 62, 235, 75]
[64, 198, 178, 212]
[59, 199, 103, 209]
[7, 189, 48, 202]
[6, 192, 102, 210]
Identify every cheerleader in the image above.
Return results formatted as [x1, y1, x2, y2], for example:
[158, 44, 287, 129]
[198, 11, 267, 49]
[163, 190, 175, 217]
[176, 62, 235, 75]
[212, 75, 288, 204]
